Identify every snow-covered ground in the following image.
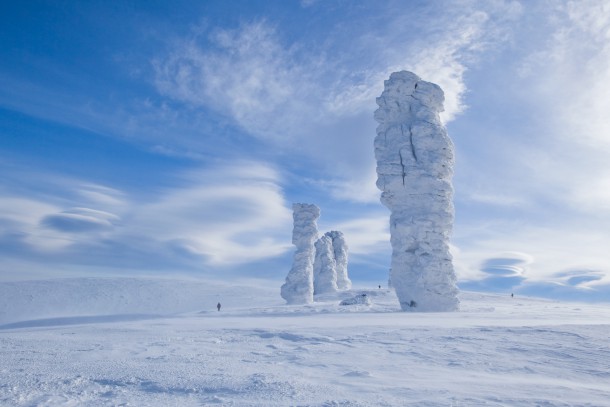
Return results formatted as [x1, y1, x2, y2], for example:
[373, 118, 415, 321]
[1, 278, 609, 406]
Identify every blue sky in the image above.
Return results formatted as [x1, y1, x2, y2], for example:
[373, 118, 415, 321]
[1, 0, 609, 302]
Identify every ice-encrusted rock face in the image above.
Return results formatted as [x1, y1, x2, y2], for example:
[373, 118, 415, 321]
[313, 235, 338, 295]
[325, 231, 351, 290]
[281, 203, 320, 304]
[339, 293, 371, 306]
[374, 71, 459, 312]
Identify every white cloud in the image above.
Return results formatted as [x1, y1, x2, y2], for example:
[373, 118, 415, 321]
[152, 3, 523, 204]
[154, 21, 317, 145]
[467, 192, 530, 207]
[0, 197, 58, 227]
[40, 207, 120, 234]
[513, 1, 610, 211]
[0, 162, 293, 268]
[447, 2, 610, 291]
[526, 0, 610, 151]
[77, 184, 127, 208]
[453, 220, 610, 285]
[324, 215, 390, 256]
[128, 161, 293, 266]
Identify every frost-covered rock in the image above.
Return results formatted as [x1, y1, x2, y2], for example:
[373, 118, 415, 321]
[374, 71, 459, 312]
[339, 293, 372, 306]
[313, 235, 338, 295]
[281, 203, 320, 304]
[325, 231, 351, 290]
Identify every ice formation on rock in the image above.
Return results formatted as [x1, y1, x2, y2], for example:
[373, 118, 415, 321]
[339, 293, 371, 306]
[313, 235, 338, 295]
[374, 71, 459, 312]
[325, 231, 351, 290]
[281, 203, 320, 304]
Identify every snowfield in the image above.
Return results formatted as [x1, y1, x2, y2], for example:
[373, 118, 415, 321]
[1, 278, 609, 406]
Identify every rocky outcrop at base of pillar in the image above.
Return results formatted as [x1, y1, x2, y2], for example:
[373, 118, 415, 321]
[280, 203, 320, 304]
[374, 71, 459, 312]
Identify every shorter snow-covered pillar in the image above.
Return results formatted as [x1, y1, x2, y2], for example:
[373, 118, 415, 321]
[280, 203, 320, 304]
[325, 231, 351, 290]
[313, 235, 338, 295]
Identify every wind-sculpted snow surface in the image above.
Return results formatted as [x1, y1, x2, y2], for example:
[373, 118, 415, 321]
[325, 231, 351, 290]
[2, 280, 610, 406]
[313, 235, 338, 295]
[281, 203, 320, 304]
[374, 71, 459, 312]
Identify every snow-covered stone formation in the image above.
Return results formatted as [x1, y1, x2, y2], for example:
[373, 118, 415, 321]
[313, 235, 338, 295]
[374, 71, 459, 312]
[325, 231, 351, 290]
[281, 203, 320, 304]
[339, 293, 371, 306]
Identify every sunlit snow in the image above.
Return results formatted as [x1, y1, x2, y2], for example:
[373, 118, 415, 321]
[1, 277, 609, 406]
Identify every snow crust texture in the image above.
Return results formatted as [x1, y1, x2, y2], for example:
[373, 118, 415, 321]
[374, 71, 459, 312]
[281, 203, 320, 304]
[2, 279, 610, 406]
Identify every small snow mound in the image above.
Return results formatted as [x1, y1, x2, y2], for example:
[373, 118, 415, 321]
[343, 371, 371, 377]
[340, 293, 372, 306]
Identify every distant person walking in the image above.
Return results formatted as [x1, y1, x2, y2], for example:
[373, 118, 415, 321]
[217, 302, 221, 311]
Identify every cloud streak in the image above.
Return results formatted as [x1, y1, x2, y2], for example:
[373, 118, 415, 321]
[152, 2, 522, 203]
[0, 161, 293, 274]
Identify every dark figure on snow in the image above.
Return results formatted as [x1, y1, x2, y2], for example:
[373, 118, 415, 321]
[511, 293, 514, 298]
[217, 302, 221, 311]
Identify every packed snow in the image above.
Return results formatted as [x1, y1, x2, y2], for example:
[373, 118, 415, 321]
[1, 277, 609, 406]
[375, 71, 459, 312]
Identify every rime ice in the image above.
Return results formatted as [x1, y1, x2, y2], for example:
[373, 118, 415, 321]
[281, 203, 320, 304]
[374, 71, 459, 312]
[313, 235, 338, 295]
[325, 231, 351, 290]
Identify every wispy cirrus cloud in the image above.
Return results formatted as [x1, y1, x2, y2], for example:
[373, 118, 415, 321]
[152, 2, 522, 203]
[512, 0, 610, 211]
[154, 21, 318, 145]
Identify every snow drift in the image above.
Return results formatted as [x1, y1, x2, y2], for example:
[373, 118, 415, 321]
[2, 278, 610, 406]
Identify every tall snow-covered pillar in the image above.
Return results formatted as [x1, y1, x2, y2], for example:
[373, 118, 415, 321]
[313, 235, 338, 295]
[281, 203, 320, 304]
[325, 230, 351, 290]
[374, 71, 459, 312]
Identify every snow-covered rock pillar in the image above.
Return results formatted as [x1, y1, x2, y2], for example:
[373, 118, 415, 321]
[281, 203, 320, 304]
[325, 231, 351, 290]
[374, 71, 459, 312]
[313, 235, 338, 295]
